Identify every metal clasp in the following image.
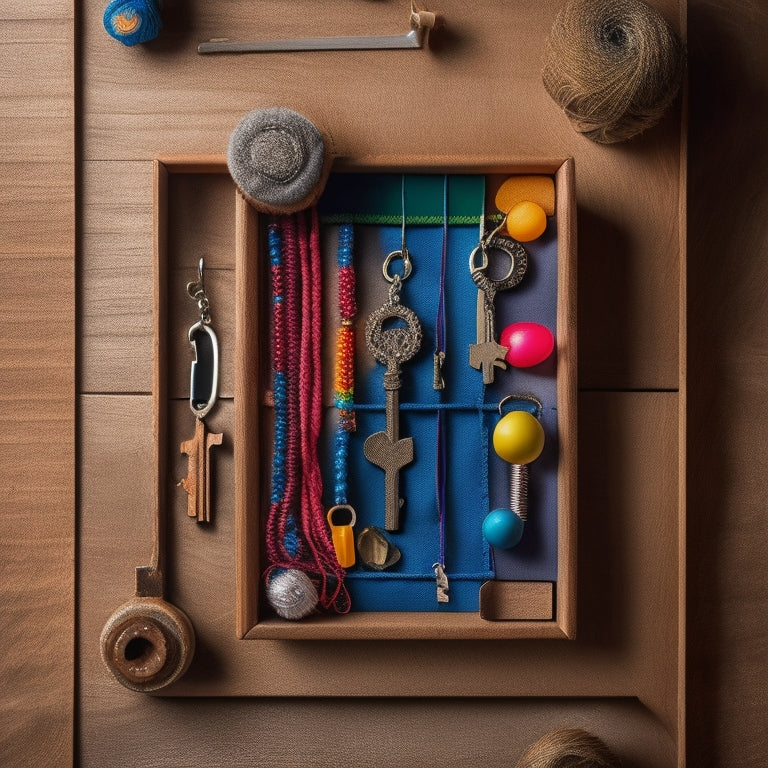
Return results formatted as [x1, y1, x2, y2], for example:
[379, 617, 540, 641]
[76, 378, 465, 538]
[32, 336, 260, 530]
[382, 247, 413, 283]
[469, 235, 528, 294]
[188, 321, 219, 419]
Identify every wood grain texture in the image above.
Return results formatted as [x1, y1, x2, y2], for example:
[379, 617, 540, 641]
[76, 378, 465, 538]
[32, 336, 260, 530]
[79, 393, 679, 716]
[478, 580, 554, 620]
[75, 0, 686, 765]
[79, 697, 676, 768]
[686, 1, 768, 764]
[79, 0, 684, 392]
[0, 2, 71, 19]
[80, 161, 239, 395]
[79, 161, 155, 393]
[21, 0, 768, 764]
[0, 0, 741, 764]
[80, 396, 678, 768]
[0, 7, 75, 768]
[0, 20, 74, 162]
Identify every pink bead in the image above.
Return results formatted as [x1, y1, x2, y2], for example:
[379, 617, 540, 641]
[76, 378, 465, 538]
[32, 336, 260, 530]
[500, 322, 555, 368]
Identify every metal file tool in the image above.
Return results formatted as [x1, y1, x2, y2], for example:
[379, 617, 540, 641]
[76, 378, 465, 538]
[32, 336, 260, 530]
[198, 8, 434, 54]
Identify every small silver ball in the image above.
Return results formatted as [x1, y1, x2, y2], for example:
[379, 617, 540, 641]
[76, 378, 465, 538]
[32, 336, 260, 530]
[266, 569, 319, 620]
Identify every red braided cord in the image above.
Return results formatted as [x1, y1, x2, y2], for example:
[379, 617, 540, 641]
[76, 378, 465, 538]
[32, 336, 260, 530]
[265, 221, 284, 564]
[298, 210, 349, 612]
[265, 210, 349, 613]
[266, 216, 302, 566]
[338, 266, 356, 320]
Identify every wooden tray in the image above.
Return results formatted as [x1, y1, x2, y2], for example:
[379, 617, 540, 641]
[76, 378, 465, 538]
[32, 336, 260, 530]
[155, 154, 577, 641]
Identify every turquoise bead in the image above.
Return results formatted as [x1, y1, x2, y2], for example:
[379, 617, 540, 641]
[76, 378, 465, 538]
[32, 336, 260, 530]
[482, 508, 524, 549]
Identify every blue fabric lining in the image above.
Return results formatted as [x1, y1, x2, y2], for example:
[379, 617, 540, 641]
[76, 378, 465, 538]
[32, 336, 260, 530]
[313, 174, 560, 612]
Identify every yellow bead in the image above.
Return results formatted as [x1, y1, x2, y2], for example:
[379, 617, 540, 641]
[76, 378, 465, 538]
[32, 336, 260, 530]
[493, 410, 545, 465]
[505, 200, 547, 242]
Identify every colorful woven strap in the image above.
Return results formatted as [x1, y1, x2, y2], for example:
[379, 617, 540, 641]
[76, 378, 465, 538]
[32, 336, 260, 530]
[265, 210, 349, 613]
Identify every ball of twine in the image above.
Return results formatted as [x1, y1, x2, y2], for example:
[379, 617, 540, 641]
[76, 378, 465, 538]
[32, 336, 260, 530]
[542, 0, 684, 143]
[515, 728, 622, 768]
[265, 568, 319, 620]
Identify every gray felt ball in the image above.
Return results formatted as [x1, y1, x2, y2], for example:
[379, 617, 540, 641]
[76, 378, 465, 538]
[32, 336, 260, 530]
[227, 107, 327, 213]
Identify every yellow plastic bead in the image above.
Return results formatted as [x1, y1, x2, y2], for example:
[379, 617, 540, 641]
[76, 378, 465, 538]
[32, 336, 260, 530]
[492, 410, 545, 465]
[505, 200, 547, 242]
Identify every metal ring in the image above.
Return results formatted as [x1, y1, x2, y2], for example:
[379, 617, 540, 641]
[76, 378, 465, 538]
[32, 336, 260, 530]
[188, 320, 219, 419]
[327, 504, 357, 527]
[469, 236, 528, 293]
[364, 302, 422, 367]
[498, 393, 543, 417]
[468, 244, 489, 274]
[382, 247, 413, 283]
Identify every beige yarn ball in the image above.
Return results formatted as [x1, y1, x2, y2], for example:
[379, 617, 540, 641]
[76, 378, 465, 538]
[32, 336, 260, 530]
[542, 0, 684, 143]
[515, 727, 622, 768]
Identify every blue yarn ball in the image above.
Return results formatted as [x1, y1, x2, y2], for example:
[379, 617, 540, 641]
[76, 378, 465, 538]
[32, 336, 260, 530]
[482, 508, 525, 549]
[103, 0, 162, 46]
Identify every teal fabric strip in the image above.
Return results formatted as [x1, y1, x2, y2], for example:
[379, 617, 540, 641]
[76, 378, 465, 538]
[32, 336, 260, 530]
[317, 173, 487, 225]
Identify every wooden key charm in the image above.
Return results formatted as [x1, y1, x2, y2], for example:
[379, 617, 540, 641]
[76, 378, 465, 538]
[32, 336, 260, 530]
[180, 418, 223, 523]
[468, 235, 528, 384]
[179, 258, 223, 523]
[364, 249, 422, 531]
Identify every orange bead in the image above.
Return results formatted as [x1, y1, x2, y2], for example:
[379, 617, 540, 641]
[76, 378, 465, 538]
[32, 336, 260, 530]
[505, 200, 547, 242]
[494, 175, 555, 216]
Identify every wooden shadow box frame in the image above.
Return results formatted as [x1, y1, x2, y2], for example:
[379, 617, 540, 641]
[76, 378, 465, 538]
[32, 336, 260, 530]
[154, 154, 576, 644]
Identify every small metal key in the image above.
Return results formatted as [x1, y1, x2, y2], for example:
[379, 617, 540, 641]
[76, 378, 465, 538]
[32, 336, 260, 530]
[364, 270, 422, 531]
[468, 235, 528, 384]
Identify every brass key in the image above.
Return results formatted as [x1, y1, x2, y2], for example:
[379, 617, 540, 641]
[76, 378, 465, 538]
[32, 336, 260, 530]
[468, 235, 528, 384]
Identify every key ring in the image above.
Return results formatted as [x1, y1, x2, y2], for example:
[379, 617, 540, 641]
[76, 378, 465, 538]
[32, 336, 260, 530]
[469, 235, 528, 294]
[186, 257, 212, 326]
[498, 392, 543, 418]
[382, 247, 413, 283]
[185, 258, 219, 420]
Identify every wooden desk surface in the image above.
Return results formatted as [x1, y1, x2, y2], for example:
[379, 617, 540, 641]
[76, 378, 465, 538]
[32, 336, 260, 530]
[0, 2, 75, 764]
[1, 0, 766, 765]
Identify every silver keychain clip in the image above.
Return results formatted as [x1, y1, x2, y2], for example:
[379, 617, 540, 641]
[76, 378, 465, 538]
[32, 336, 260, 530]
[186, 258, 219, 420]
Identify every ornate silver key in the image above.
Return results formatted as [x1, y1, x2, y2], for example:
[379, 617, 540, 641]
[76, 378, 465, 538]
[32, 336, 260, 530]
[468, 235, 528, 384]
[364, 249, 422, 531]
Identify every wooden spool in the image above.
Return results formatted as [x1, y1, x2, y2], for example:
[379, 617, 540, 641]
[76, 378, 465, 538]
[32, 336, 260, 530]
[100, 594, 195, 693]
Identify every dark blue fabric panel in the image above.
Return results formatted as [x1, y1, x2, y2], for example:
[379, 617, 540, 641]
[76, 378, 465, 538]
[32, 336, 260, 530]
[344, 571, 488, 613]
[313, 174, 561, 612]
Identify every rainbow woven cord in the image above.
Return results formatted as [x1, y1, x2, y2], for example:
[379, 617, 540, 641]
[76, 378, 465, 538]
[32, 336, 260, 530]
[332, 224, 356, 506]
[103, 0, 162, 46]
[333, 325, 355, 417]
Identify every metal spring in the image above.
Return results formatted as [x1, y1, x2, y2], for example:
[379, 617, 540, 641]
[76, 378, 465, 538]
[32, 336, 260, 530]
[509, 462, 529, 522]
